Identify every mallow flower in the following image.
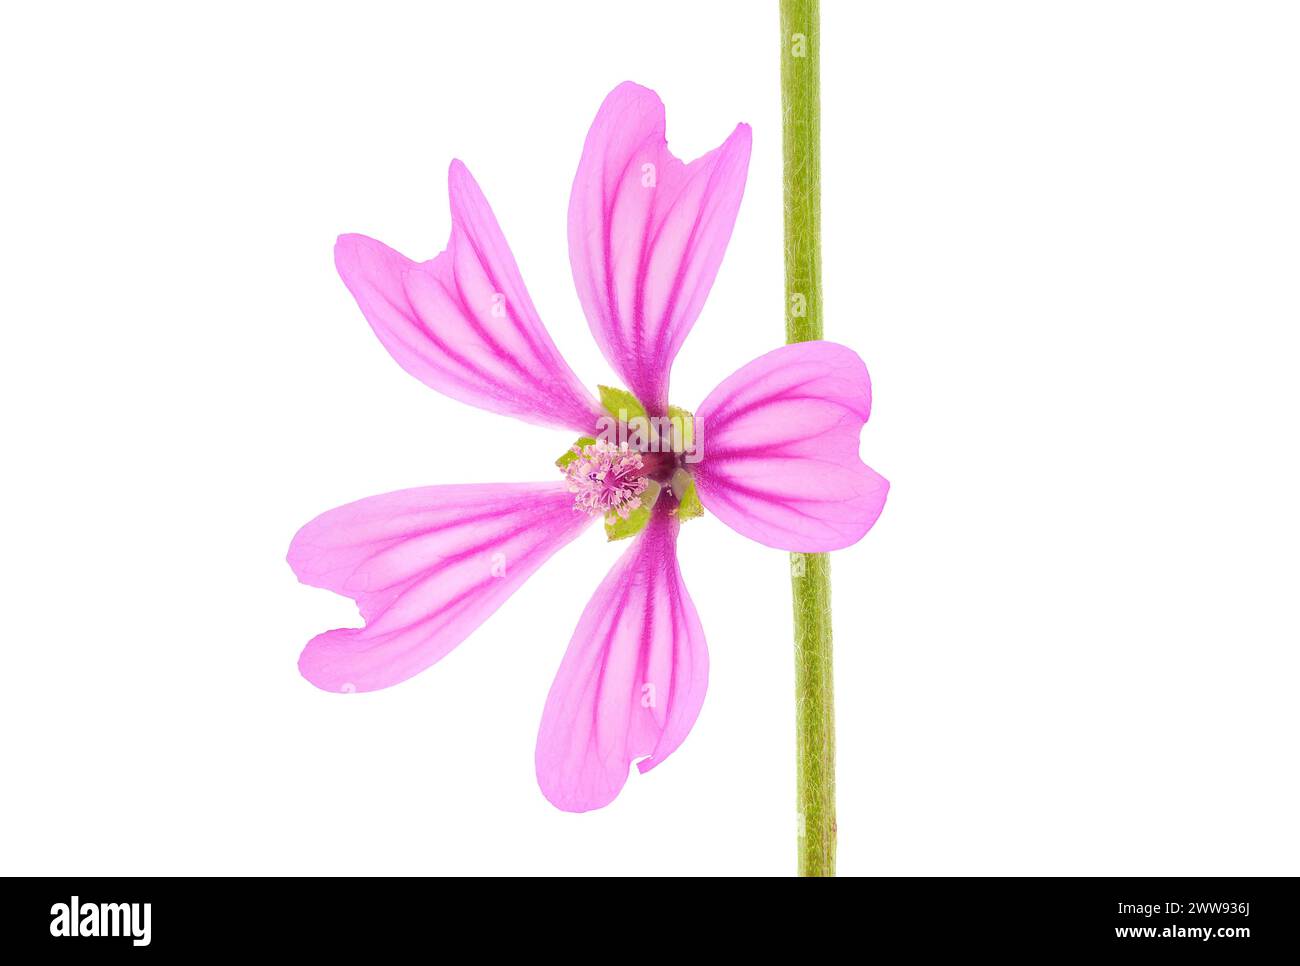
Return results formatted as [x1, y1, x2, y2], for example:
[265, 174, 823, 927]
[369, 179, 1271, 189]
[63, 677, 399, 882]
[289, 82, 888, 811]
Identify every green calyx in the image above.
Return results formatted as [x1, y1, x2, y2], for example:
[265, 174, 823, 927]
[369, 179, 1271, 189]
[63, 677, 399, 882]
[605, 479, 661, 541]
[671, 467, 703, 520]
[558, 388, 704, 540]
[555, 436, 597, 469]
[666, 405, 695, 452]
[598, 385, 649, 429]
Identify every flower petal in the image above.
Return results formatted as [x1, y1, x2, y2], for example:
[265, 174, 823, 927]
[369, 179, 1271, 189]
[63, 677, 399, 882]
[536, 507, 708, 811]
[568, 82, 751, 413]
[693, 342, 889, 552]
[289, 483, 594, 692]
[335, 161, 602, 431]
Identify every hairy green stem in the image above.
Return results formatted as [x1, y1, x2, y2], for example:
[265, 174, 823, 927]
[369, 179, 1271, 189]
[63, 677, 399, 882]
[781, 0, 834, 877]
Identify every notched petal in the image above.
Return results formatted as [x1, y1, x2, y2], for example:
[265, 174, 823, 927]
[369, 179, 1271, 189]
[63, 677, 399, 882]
[334, 161, 601, 431]
[536, 508, 708, 811]
[569, 82, 752, 412]
[693, 341, 888, 552]
[289, 482, 595, 692]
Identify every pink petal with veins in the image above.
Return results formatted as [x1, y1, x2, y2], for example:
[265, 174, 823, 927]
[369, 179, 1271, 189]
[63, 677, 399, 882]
[569, 82, 751, 413]
[335, 162, 601, 431]
[694, 341, 889, 552]
[536, 507, 708, 811]
[289, 483, 594, 692]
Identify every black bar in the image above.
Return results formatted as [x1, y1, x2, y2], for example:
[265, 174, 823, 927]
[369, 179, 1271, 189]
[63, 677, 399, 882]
[3, 876, 1291, 955]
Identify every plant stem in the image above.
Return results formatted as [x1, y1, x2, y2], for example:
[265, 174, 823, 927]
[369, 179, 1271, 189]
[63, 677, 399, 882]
[781, 0, 835, 877]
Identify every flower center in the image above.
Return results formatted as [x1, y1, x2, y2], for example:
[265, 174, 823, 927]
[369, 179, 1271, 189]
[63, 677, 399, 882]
[562, 439, 650, 520]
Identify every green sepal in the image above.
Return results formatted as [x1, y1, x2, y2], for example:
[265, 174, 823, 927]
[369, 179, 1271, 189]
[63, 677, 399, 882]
[555, 436, 597, 469]
[598, 384, 654, 448]
[605, 479, 661, 542]
[670, 468, 704, 521]
[665, 405, 695, 452]
[597, 385, 648, 423]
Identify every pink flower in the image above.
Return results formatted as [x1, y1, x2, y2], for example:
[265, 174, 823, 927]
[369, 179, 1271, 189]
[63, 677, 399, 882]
[289, 82, 888, 811]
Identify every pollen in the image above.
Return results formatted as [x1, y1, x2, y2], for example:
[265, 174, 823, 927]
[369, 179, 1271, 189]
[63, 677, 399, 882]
[563, 439, 649, 519]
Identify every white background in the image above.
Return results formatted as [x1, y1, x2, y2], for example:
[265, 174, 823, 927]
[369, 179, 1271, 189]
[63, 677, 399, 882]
[2, 1, 1297, 876]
